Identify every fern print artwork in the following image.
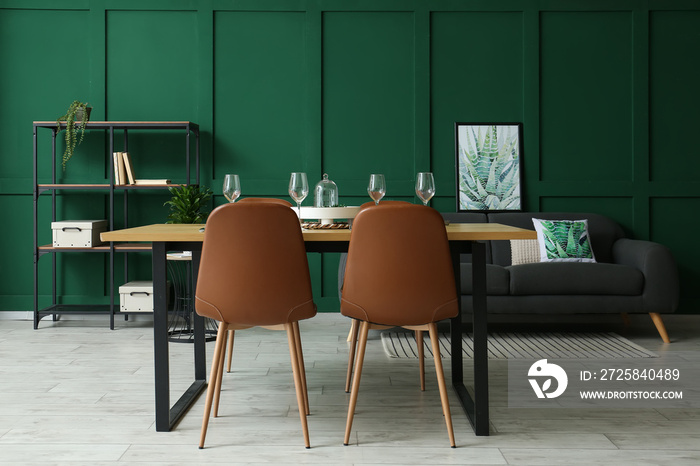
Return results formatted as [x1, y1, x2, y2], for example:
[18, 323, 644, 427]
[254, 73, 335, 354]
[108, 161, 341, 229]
[456, 123, 522, 211]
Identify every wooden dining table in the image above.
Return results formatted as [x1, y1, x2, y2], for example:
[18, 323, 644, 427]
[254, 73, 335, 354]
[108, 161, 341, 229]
[102, 221, 536, 435]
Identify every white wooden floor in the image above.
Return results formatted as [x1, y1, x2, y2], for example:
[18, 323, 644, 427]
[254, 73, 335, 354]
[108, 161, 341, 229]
[1, 312, 700, 465]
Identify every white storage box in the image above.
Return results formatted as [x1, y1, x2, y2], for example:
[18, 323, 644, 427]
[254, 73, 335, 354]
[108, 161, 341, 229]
[51, 220, 108, 248]
[119, 281, 154, 313]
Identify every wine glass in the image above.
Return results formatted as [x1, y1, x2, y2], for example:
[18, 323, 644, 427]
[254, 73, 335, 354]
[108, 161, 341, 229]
[288, 172, 309, 217]
[367, 174, 386, 205]
[415, 172, 435, 206]
[223, 174, 241, 203]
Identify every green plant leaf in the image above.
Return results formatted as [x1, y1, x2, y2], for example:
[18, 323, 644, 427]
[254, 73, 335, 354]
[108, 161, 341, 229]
[164, 185, 213, 224]
[56, 100, 90, 170]
[539, 220, 592, 259]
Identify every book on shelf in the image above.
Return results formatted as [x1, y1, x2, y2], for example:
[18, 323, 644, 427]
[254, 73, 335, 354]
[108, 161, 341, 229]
[134, 179, 171, 185]
[112, 152, 122, 185]
[117, 152, 127, 185]
[113, 150, 169, 186]
[112, 151, 137, 185]
[122, 152, 136, 185]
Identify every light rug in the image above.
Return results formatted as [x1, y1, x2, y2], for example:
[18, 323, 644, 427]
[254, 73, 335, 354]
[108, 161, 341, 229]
[381, 331, 658, 359]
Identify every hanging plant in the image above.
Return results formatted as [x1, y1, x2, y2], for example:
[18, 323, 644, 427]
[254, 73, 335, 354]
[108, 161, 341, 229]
[56, 100, 91, 170]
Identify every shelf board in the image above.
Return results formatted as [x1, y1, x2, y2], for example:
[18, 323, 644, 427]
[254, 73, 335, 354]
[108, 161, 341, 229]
[39, 244, 111, 252]
[117, 184, 182, 189]
[37, 304, 111, 314]
[38, 184, 110, 190]
[36, 305, 152, 315]
[34, 121, 199, 131]
[114, 243, 152, 251]
[38, 184, 183, 190]
[38, 243, 152, 252]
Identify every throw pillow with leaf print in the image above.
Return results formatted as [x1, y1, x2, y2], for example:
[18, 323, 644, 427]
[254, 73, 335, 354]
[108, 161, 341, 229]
[532, 218, 596, 263]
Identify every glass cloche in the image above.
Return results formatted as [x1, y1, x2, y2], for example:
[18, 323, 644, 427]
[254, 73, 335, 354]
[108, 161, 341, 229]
[313, 173, 339, 207]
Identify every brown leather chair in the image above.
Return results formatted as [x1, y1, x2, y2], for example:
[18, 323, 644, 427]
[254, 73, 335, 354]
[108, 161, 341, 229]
[340, 202, 458, 447]
[195, 202, 316, 449]
[222, 197, 292, 373]
[343, 200, 428, 392]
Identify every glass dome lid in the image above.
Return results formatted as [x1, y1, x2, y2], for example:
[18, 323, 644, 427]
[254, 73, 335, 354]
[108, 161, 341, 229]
[314, 173, 339, 207]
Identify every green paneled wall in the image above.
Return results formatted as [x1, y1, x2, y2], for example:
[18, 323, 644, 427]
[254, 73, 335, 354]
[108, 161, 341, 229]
[2, 1, 699, 315]
[107, 11, 199, 121]
[1, 8, 91, 187]
[540, 12, 634, 183]
[214, 11, 308, 188]
[649, 10, 700, 183]
[323, 12, 416, 189]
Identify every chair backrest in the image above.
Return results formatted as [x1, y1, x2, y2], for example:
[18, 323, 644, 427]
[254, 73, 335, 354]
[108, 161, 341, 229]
[238, 197, 292, 207]
[341, 203, 458, 326]
[195, 202, 316, 326]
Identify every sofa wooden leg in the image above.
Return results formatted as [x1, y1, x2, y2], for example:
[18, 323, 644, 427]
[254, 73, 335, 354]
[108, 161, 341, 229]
[620, 313, 630, 326]
[649, 313, 670, 343]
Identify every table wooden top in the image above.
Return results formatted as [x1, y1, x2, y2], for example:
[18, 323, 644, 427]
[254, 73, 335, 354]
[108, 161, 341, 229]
[101, 222, 536, 243]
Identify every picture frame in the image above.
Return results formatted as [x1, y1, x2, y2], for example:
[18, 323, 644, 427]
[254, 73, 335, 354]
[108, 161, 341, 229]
[454, 122, 523, 212]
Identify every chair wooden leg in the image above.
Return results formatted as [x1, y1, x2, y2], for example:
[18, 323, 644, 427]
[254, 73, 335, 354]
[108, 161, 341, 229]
[212, 328, 228, 417]
[416, 330, 425, 391]
[345, 318, 360, 393]
[199, 322, 228, 449]
[293, 321, 310, 415]
[347, 318, 357, 342]
[344, 320, 369, 446]
[226, 329, 235, 372]
[649, 312, 671, 343]
[286, 323, 311, 448]
[428, 323, 456, 448]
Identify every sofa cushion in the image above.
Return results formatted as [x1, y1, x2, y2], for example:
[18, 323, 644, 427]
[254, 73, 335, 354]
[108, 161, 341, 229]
[532, 218, 596, 262]
[508, 262, 643, 296]
[511, 239, 539, 265]
[459, 295, 644, 314]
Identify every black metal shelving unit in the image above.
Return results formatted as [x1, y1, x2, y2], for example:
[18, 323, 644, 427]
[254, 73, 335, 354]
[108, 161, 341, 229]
[33, 121, 200, 329]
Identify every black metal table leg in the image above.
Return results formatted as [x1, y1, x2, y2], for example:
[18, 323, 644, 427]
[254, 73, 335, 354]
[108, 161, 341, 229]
[451, 240, 490, 436]
[153, 241, 171, 431]
[153, 241, 207, 432]
[190, 246, 207, 381]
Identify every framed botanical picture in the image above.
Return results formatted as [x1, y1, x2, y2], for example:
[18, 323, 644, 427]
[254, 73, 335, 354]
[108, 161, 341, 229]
[454, 122, 523, 212]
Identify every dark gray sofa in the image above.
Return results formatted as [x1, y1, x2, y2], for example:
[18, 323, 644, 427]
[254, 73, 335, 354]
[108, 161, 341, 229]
[441, 212, 680, 343]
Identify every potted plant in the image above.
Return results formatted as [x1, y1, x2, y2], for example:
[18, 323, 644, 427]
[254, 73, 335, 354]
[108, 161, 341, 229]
[164, 185, 213, 224]
[56, 100, 92, 170]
